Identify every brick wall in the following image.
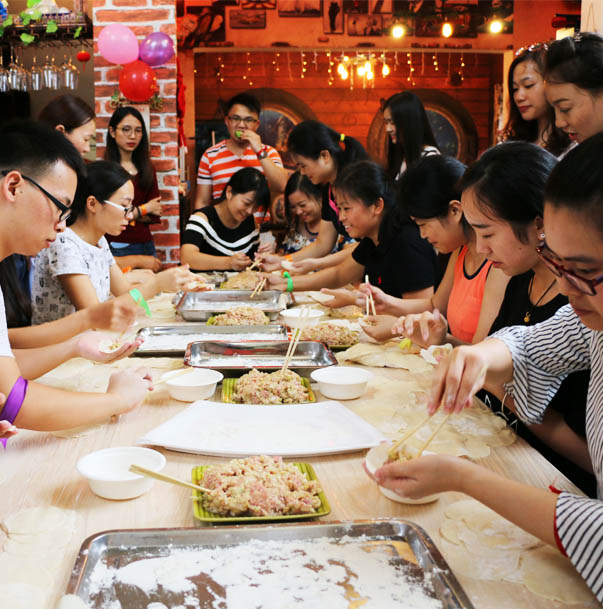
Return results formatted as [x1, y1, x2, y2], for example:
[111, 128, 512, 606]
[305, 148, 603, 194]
[93, 0, 180, 265]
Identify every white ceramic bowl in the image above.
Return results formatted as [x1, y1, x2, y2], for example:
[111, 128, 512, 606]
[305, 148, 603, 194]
[311, 366, 373, 400]
[279, 308, 324, 329]
[364, 443, 440, 505]
[164, 368, 223, 402]
[77, 446, 166, 501]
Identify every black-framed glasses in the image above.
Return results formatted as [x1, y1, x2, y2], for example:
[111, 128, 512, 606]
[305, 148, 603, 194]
[1, 169, 71, 222]
[536, 243, 603, 296]
[226, 115, 259, 126]
[103, 199, 135, 217]
[117, 126, 143, 136]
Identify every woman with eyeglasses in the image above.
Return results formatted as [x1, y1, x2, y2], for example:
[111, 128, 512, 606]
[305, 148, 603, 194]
[104, 106, 164, 273]
[31, 161, 194, 324]
[369, 134, 603, 603]
[382, 92, 440, 180]
[502, 44, 569, 156]
[544, 32, 603, 145]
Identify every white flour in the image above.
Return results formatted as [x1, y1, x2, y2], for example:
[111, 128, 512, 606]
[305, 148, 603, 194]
[86, 536, 442, 609]
[198, 357, 316, 367]
[138, 333, 285, 351]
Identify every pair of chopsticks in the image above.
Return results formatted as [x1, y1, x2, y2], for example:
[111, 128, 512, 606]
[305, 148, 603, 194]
[129, 464, 212, 494]
[388, 410, 452, 460]
[281, 306, 309, 372]
[247, 260, 260, 271]
[364, 275, 376, 317]
[250, 276, 267, 299]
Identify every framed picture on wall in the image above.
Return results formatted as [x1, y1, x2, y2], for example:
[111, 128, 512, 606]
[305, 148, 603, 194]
[178, 1, 225, 48]
[347, 13, 382, 35]
[323, 0, 343, 33]
[369, 0, 392, 13]
[343, 0, 368, 14]
[278, 0, 322, 17]
[241, 0, 276, 8]
[230, 9, 266, 27]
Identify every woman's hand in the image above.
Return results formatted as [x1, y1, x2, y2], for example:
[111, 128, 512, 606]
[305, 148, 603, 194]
[391, 309, 448, 349]
[319, 288, 358, 308]
[156, 265, 196, 293]
[73, 331, 143, 363]
[255, 253, 282, 272]
[429, 346, 489, 415]
[126, 269, 155, 285]
[142, 257, 163, 272]
[145, 196, 163, 216]
[360, 314, 398, 342]
[356, 283, 392, 314]
[107, 368, 153, 414]
[87, 298, 138, 333]
[0, 392, 17, 440]
[257, 240, 276, 254]
[366, 454, 464, 499]
[263, 272, 287, 290]
[230, 252, 252, 271]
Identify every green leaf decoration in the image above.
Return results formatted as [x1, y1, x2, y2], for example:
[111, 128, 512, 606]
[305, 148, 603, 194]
[30, 9, 42, 20]
[46, 19, 58, 33]
[3, 15, 12, 26]
[21, 14, 31, 26]
[20, 32, 35, 44]
[27, 0, 42, 7]
[74, 25, 82, 38]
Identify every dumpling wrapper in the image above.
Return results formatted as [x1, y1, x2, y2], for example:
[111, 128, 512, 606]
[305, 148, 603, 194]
[308, 291, 335, 304]
[98, 339, 124, 354]
[281, 259, 296, 271]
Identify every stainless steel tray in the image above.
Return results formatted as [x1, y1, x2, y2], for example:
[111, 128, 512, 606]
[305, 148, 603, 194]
[134, 324, 288, 356]
[66, 520, 474, 609]
[176, 290, 286, 321]
[184, 340, 337, 376]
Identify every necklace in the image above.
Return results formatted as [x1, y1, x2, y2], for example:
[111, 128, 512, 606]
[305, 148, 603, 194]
[524, 275, 557, 323]
[304, 222, 319, 237]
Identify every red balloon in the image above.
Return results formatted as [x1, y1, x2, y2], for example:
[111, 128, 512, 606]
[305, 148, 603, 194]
[119, 61, 157, 103]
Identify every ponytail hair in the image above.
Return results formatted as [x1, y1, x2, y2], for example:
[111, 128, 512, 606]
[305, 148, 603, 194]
[287, 120, 367, 179]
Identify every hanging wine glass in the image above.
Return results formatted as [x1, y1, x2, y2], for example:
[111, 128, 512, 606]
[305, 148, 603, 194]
[60, 52, 79, 89]
[7, 47, 23, 91]
[16, 48, 28, 92]
[0, 51, 8, 93]
[42, 55, 54, 89]
[29, 54, 43, 92]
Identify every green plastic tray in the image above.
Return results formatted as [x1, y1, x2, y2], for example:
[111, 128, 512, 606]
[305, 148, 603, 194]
[192, 462, 331, 524]
[221, 377, 315, 404]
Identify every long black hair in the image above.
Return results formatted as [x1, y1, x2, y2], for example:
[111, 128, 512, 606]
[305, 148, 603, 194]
[287, 120, 367, 180]
[218, 166, 270, 213]
[68, 160, 132, 225]
[104, 106, 154, 191]
[460, 142, 557, 243]
[333, 160, 399, 243]
[283, 172, 323, 229]
[545, 32, 603, 94]
[545, 132, 603, 235]
[0, 255, 31, 327]
[399, 155, 466, 223]
[503, 46, 569, 156]
[383, 92, 438, 179]
[38, 94, 95, 132]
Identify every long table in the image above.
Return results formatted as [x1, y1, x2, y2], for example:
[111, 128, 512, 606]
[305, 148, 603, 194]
[0, 295, 597, 609]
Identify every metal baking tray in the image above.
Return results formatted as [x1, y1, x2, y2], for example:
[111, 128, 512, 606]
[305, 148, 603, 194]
[134, 324, 288, 356]
[184, 340, 337, 376]
[66, 520, 474, 609]
[176, 290, 286, 321]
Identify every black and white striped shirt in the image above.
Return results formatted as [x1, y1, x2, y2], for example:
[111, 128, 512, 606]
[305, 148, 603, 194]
[492, 304, 603, 602]
[182, 206, 259, 263]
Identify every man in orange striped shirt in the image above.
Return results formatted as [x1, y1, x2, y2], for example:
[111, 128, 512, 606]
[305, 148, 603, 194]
[193, 93, 287, 214]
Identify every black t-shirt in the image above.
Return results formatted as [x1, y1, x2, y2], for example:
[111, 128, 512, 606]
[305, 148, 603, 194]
[484, 271, 594, 496]
[181, 206, 259, 263]
[321, 185, 350, 239]
[351, 222, 440, 298]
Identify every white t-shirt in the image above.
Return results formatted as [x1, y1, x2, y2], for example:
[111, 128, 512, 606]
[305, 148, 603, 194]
[0, 284, 14, 358]
[31, 227, 116, 324]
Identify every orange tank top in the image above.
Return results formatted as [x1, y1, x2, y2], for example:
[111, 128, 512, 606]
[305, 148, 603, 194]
[447, 246, 492, 343]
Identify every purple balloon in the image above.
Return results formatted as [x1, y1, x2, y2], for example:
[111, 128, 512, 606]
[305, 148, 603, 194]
[139, 32, 175, 67]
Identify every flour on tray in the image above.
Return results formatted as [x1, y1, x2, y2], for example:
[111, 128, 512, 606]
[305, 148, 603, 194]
[86, 536, 442, 609]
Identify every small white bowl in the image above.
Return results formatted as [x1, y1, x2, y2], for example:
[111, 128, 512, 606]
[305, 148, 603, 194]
[163, 368, 223, 402]
[77, 446, 166, 501]
[364, 443, 440, 505]
[311, 366, 373, 400]
[279, 308, 324, 329]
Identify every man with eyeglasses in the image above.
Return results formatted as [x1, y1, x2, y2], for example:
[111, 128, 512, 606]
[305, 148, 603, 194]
[0, 121, 152, 434]
[194, 92, 287, 212]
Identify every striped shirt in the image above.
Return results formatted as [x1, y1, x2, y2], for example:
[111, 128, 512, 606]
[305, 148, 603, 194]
[181, 206, 259, 264]
[492, 304, 603, 602]
[197, 140, 283, 201]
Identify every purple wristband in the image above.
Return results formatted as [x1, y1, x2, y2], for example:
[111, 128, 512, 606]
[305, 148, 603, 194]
[0, 376, 28, 447]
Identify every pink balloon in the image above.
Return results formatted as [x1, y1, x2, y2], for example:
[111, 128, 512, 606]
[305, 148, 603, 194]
[98, 24, 139, 65]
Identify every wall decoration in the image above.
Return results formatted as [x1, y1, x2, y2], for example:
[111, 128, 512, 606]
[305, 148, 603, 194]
[343, 0, 368, 14]
[370, 0, 392, 13]
[347, 13, 382, 36]
[278, 0, 321, 17]
[230, 8, 266, 28]
[257, 109, 297, 169]
[242, 0, 275, 8]
[177, 1, 225, 49]
[323, 0, 343, 34]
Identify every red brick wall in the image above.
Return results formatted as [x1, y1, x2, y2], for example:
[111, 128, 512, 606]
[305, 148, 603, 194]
[93, 0, 180, 264]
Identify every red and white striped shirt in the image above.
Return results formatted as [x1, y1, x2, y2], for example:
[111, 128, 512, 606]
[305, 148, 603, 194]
[197, 140, 283, 201]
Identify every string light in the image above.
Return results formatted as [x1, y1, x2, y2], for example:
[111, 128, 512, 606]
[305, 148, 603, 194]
[432, 53, 439, 72]
[272, 52, 280, 73]
[313, 51, 318, 71]
[243, 51, 252, 85]
[392, 23, 405, 38]
[381, 52, 390, 77]
[327, 50, 334, 86]
[442, 21, 453, 38]
[406, 52, 415, 85]
[489, 19, 503, 34]
[460, 53, 465, 82]
[300, 51, 308, 79]
[216, 55, 224, 83]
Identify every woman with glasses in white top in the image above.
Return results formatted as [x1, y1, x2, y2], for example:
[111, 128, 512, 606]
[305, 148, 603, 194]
[31, 161, 193, 324]
[103, 106, 164, 273]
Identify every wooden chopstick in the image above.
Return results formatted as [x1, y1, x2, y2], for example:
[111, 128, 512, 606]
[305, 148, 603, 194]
[387, 413, 431, 459]
[415, 411, 452, 458]
[364, 274, 376, 316]
[247, 260, 260, 271]
[129, 464, 212, 493]
[250, 276, 267, 299]
[281, 306, 308, 372]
